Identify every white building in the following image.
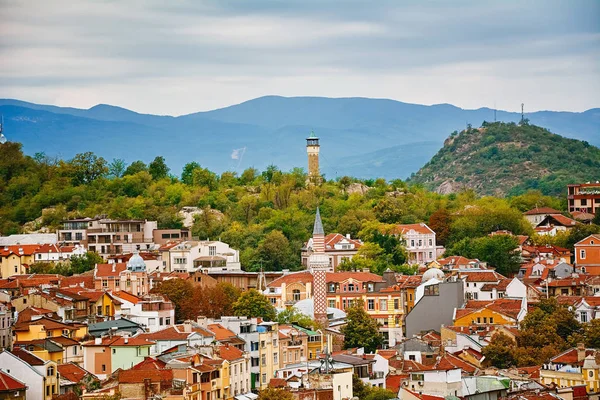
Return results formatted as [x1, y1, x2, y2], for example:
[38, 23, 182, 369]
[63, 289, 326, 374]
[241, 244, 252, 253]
[112, 292, 175, 332]
[0, 349, 59, 400]
[33, 244, 87, 263]
[394, 223, 437, 265]
[167, 240, 241, 273]
[136, 322, 216, 355]
[461, 271, 526, 301]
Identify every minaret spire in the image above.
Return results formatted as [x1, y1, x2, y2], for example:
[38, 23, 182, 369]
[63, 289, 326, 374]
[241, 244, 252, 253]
[308, 207, 330, 327]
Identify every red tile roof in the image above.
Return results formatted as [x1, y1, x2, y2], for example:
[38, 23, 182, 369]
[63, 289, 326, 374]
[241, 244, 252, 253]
[386, 374, 404, 394]
[551, 347, 596, 366]
[60, 274, 95, 289]
[131, 357, 167, 370]
[95, 263, 127, 277]
[10, 348, 45, 366]
[0, 370, 26, 392]
[83, 336, 154, 347]
[208, 324, 238, 341]
[13, 316, 79, 332]
[118, 369, 172, 384]
[461, 271, 505, 282]
[324, 233, 362, 250]
[393, 223, 435, 235]
[218, 344, 244, 361]
[435, 353, 478, 373]
[0, 245, 40, 257]
[402, 389, 446, 400]
[543, 214, 578, 227]
[456, 298, 523, 321]
[524, 207, 562, 215]
[268, 378, 287, 388]
[268, 271, 384, 288]
[58, 363, 95, 383]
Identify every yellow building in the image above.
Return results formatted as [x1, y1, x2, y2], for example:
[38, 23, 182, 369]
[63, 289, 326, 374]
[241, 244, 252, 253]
[453, 298, 525, 327]
[541, 345, 600, 393]
[258, 322, 279, 390]
[0, 245, 38, 278]
[13, 315, 85, 342]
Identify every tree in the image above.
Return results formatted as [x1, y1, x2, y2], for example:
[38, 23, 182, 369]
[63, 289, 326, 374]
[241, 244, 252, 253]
[257, 387, 294, 400]
[232, 289, 277, 321]
[123, 160, 148, 176]
[70, 252, 104, 275]
[108, 158, 126, 178]
[181, 162, 201, 185]
[341, 301, 383, 353]
[447, 235, 521, 276]
[148, 156, 170, 180]
[151, 279, 196, 321]
[255, 230, 293, 271]
[583, 319, 600, 348]
[428, 208, 452, 246]
[482, 333, 516, 368]
[566, 224, 600, 250]
[193, 282, 241, 318]
[364, 388, 397, 400]
[276, 308, 316, 329]
[69, 152, 108, 185]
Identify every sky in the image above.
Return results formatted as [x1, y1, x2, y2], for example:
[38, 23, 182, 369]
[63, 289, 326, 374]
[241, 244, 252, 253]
[1, 0, 599, 115]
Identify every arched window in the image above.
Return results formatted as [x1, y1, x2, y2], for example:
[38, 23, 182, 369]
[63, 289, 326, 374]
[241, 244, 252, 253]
[293, 289, 301, 301]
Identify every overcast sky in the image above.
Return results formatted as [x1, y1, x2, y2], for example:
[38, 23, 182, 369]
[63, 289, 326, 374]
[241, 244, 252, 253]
[1, 0, 598, 115]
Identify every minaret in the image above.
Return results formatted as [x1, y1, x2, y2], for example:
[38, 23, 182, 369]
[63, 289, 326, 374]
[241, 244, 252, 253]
[308, 207, 330, 327]
[306, 131, 322, 184]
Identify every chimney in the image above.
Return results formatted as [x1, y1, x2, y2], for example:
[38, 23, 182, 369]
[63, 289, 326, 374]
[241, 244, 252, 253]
[197, 316, 207, 328]
[111, 264, 115, 273]
[94, 337, 102, 345]
[577, 343, 586, 362]
[124, 337, 128, 344]
[183, 320, 193, 332]
[346, 234, 351, 239]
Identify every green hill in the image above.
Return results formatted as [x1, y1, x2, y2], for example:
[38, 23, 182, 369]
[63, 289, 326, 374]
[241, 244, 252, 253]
[410, 122, 600, 197]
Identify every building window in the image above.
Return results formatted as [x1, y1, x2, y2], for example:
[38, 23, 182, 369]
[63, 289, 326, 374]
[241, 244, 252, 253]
[581, 312, 588, 323]
[261, 341, 265, 349]
[102, 280, 108, 288]
[47, 366, 55, 376]
[112, 348, 116, 354]
[394, 299, 399, 310]
[429, 239, 433, 246]
[580, 250, 586, 259]
[489, 317, 494, 324]
[367, 299, 375, 310]
[251, 342, 259, 351]
[424, 285, 439, 296]
[174, 257, 187, 264]
[380, 299, 387, 311]
[209, 246, 217, 256]
[410, 240, 414, 247]
[293, 289, 301, 302]
[262, 374, 266, 384]
[102, 364, 106, 372]
[329, 300, 335, 308]
[274, 353, 278, 364]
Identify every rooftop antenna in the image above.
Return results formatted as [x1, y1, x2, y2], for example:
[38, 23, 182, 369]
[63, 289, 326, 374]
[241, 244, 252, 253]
[494, 101, 497, 122]
[0, 115, 6, 144]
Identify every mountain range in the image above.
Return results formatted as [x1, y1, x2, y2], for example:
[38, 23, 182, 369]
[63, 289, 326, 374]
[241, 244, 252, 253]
[1, 96, 598, 180]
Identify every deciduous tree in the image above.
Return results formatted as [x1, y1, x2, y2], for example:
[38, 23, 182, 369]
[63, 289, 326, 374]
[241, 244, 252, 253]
[232, 289, 276, 321]
[341, 301, 383, 353]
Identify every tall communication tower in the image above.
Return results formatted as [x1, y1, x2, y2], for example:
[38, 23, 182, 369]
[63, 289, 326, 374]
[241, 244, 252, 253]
[0, 116, 6, 144]
[520, 103, 525, 124]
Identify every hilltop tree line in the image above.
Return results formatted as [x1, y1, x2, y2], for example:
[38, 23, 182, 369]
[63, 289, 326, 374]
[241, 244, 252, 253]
[1, 141, 599, 275]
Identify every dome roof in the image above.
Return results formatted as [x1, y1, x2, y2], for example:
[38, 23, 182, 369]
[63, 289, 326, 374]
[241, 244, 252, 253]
[293, 299, 346, 321]
[127, 251, 146, 272]
[422, 268, 444, 283]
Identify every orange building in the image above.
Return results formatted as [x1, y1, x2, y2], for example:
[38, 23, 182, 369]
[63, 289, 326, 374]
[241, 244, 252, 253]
[575, 234, 600, 274]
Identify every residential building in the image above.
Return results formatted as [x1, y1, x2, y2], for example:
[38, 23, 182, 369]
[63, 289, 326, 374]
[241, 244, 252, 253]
[278, 325, 309, 369]
[331, 350, 388, 388]
[0, 348, 59, 400]
[575, 234, 600, 273]
[136, 322, 215, 355]
[0, 303, 11, 350]
[453, 298, 528, 327]
[57, 363, 98, 395]
[557, 296, 600, 323]
[460, 271, 526, 301]
[12, 315, 85, 343]
[217, 344, 251, 398]
[405, 278, 464, 338]
[58, 218, 157, 257]
[523, 207, 564, 226]
[166, 240, 242, 273]
[93, 259, 150, 296]
[153, 228, 190, 245]
[82, 335, 154, 379]
[393, 223, 437, 265]
[540, 343, 600, 393]
[0, 245, 38, 278]
[87, 318, 144, 338]
[112, 291, 175, 332]
[301, 233, 363, 270]
[0, 370, 27, 400]
[568, 182, 600, 214]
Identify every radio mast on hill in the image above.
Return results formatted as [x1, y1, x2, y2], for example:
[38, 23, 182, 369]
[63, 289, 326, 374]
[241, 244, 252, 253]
[0, 116, 6, 144]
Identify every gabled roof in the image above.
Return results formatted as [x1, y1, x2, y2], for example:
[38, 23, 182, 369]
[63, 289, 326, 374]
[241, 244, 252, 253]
[95, 263, 127, 278]
[0, 244, 40, 257]
[539, 214, 578, 227]
[456, 298, 523, 321]
[218, 344, 244, 361]
[551, 347, 596, 366]
[267, 271, 384, 288]
[118, 368, 173, 384]
[524, 207, 562, 215]
[83, 336, 154, 347]
[131, 357, 167, 370]
[10, 348, 46, 366]
[208, 324, 239, 341]
[393, 223, 435, 235]
[0, 370, 26, 392]
[13, 316, 79, 332]
[58, 363, 95, 383]
[461, 271, 505, 282]
[324, 233, 362, 250]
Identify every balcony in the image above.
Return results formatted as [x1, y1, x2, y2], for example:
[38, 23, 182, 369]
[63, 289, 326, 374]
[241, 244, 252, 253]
[287, 340, 303, 347]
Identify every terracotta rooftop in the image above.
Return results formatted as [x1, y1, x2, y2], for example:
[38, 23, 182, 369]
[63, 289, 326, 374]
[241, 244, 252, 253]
[393, 223, 435, 235]
[524, 207, 562, 215]
[118, 369, 173, 384]
[324, 233, 362, 250]
[95, 263, 128, 277]
[218, 344, 244, 361]
[83, 336, 154, 347]
[0, 244, 40, 257]
[131, 357, 167, 370]
[0, 370, 26, 392]
[552, 347, 596, 366]
[10, 348, 45, 366]
[58, 363, 95, 383]
[268, 271, 384, 288]
[461, 271, 505, 282]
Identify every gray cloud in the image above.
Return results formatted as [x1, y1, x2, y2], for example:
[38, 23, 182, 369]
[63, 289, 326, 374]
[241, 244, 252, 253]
[0, 0, 598, 114]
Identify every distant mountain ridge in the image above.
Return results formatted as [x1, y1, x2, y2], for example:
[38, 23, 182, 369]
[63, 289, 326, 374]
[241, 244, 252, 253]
[0, 96, 598, 179]
[409, 122, 600, 196]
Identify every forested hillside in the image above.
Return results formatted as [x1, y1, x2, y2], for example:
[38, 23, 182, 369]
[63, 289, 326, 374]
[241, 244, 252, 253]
[410, 122, 600, 196]
[1, 140, 598, 276]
